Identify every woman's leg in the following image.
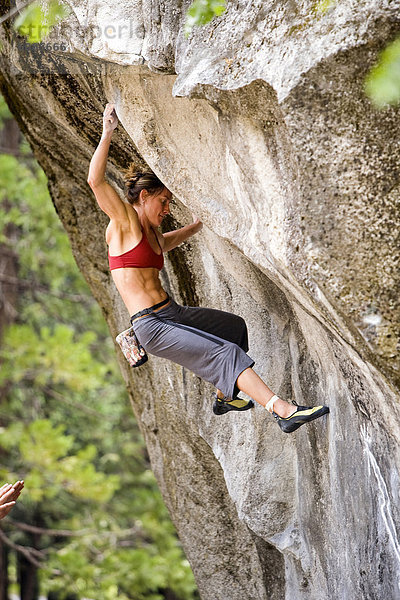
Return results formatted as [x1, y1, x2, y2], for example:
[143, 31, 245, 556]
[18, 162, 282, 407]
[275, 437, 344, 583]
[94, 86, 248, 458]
[175, 304, 250, 352]
[134, 309, 329, 430]
[165, 302, 251, 401]
[236, 367, 296, 417]
[236, 367, 330, 433]
[133, 310, 254, 400]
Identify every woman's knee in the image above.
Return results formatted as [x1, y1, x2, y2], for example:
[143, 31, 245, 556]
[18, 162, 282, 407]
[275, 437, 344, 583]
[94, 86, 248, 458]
[235, 316, 249, 350]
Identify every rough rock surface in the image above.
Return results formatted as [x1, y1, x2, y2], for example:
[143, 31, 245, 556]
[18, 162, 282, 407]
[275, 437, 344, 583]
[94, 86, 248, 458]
[1, 0, 400, 597]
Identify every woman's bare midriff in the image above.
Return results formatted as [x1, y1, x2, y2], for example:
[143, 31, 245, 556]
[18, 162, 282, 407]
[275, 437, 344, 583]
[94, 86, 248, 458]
[111, 266, 168, 317]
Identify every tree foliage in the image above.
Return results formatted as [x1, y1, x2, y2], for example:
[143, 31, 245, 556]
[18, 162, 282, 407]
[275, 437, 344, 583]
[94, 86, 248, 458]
[14, 0, 71, 43]
[364, 36, 400, 108]
[0, 96, 197, 600]
[184, 0, 226, 38]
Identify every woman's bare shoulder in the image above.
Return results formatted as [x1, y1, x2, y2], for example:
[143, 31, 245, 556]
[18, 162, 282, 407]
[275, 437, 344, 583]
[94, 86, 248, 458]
[125, 203, 141, 226]
[108, 203, 140, 228]
[106, 205, 141, 244]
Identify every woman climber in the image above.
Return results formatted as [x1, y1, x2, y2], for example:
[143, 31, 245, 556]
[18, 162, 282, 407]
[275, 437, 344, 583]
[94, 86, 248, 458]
[87, 103, 329, 433]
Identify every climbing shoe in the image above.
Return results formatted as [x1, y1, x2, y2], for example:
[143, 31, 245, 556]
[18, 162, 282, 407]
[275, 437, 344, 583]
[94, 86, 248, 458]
[213, 394, 254, 415]
[273, 401, 329, 433]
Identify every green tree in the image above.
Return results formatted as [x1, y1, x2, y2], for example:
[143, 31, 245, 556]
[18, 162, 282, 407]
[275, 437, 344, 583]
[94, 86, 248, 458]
[184, 0, 226, 37]
[364, 36, 400, 108]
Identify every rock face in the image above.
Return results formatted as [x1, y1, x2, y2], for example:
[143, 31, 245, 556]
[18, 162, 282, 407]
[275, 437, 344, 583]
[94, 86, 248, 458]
[1, 0, 400, 597]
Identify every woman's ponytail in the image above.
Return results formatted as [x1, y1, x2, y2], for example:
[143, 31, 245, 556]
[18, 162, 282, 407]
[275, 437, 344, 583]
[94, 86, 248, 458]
[123, 163, 164, 205]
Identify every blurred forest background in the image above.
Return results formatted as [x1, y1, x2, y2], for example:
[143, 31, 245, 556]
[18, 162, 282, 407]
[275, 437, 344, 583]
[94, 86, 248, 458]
[0, 95, 198, 600]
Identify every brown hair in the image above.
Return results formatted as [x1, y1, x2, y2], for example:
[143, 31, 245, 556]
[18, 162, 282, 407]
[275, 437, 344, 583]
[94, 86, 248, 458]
[123, 163, 165, 205]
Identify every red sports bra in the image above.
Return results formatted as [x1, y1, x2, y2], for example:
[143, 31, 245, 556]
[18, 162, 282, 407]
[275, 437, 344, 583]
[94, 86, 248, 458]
[108, 227, 164, 271]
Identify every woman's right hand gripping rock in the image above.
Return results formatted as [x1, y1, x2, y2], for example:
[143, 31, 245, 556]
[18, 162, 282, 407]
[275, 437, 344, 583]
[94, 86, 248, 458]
[102, 103, 119, 136]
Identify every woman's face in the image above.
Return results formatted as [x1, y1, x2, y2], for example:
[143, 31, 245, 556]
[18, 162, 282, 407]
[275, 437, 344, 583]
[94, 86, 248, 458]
[141, 187, 172, 227]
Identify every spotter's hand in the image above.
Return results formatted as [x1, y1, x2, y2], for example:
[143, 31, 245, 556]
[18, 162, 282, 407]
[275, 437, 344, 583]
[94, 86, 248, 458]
[0, 480, 24, 519]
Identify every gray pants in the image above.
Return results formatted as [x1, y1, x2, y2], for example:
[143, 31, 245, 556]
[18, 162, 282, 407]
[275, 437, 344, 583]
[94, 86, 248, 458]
[131, 297, 255, 399]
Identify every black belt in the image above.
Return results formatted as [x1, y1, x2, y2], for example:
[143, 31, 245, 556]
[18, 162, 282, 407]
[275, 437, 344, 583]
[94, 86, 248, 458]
[130, 295, 170, 324]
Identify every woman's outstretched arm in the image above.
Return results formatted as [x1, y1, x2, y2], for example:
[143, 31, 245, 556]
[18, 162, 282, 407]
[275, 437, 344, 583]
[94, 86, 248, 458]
[162, 215, 203, 252]
[87, 104, 117, 186]
[87, 104, 128, 221]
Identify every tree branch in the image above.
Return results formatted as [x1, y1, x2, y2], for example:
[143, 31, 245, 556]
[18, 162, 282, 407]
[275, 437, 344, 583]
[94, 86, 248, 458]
[42, 386, 105, 417]
[0, 273, 89, 303]
[0, 0, 38, 26]
[6, 518, 89, 537]
[0, 526, 44, 568]
[6, 519, 145, 539]
[0, 145, 34, 158]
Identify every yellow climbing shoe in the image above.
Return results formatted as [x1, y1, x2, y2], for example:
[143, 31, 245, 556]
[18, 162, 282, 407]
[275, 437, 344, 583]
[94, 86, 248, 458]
[213, 394, 254, 415]
[273, 401, 329, 433]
